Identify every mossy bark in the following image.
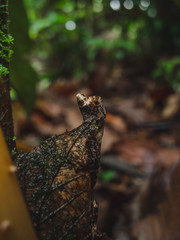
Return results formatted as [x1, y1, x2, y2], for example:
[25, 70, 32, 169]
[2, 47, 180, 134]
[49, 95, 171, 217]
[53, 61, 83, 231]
[0, 0, 17, 159]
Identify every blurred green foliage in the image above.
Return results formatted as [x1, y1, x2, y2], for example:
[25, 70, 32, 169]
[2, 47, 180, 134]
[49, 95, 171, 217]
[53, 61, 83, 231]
[8, 0, 180, 112]
[153, 57, 180, 89]
[9, 0, 38, 115]
[99, 170, 116, 183]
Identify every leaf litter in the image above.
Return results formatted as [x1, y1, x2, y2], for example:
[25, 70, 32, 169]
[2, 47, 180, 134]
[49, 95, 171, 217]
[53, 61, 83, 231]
[12, 69, 180, 240]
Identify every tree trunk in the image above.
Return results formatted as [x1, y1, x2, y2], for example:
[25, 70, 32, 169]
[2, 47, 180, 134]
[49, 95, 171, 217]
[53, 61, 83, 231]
[0, 0, 17, 159]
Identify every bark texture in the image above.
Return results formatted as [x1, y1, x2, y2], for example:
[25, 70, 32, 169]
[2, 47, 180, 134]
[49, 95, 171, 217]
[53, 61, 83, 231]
[0, 0, 17, 158]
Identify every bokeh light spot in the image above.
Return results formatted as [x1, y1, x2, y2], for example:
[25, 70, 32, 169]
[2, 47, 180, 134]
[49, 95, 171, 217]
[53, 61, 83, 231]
[93, 0, 103, 12]
[65, 20, 76, 31]
[110, 0, 121, 11]
[123, 0, 134, 10]
[140, 0, 150, 8]
[147, 8, 157, 17]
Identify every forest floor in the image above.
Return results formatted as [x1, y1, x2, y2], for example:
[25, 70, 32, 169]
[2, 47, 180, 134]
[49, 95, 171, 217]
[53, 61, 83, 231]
[13, 61, 180, 240]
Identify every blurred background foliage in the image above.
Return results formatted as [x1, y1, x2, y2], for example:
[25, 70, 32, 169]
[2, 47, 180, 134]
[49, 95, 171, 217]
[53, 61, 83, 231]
[9, 0, 180, 113]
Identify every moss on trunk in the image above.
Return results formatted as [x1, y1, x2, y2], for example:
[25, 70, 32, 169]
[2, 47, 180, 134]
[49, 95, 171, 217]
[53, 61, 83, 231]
[0, 0, 17, 159]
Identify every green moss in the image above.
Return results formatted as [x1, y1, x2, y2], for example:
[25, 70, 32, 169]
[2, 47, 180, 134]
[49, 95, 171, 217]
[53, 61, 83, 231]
[0, 4, 14, 77]
[0, 63, 9, 75]
[0, 31, 14, 61]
